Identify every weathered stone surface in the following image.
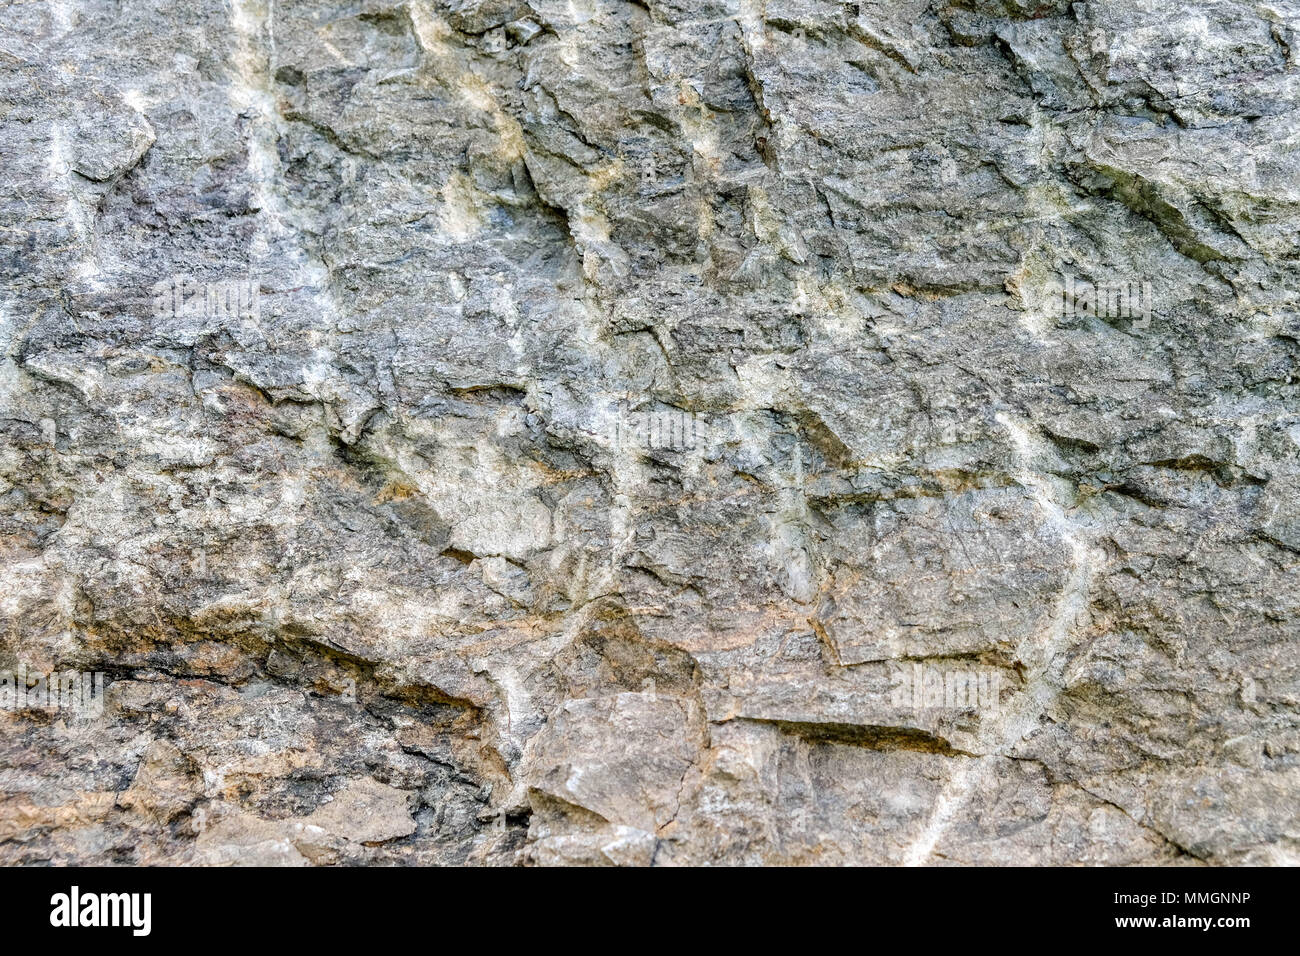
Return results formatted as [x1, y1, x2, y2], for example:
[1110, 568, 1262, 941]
[0, 0, 1297, 865]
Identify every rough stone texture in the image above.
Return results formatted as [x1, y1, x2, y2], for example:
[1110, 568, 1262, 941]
[1, 0, 1298, 866]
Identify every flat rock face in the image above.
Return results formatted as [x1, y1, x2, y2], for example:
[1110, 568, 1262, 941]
[0, 0, 1297, 866]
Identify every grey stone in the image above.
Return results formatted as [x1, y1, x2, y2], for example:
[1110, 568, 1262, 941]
[0, 0, 1297, 865]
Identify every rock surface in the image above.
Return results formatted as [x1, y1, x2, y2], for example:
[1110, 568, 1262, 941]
[1, 0, 1298, 865]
